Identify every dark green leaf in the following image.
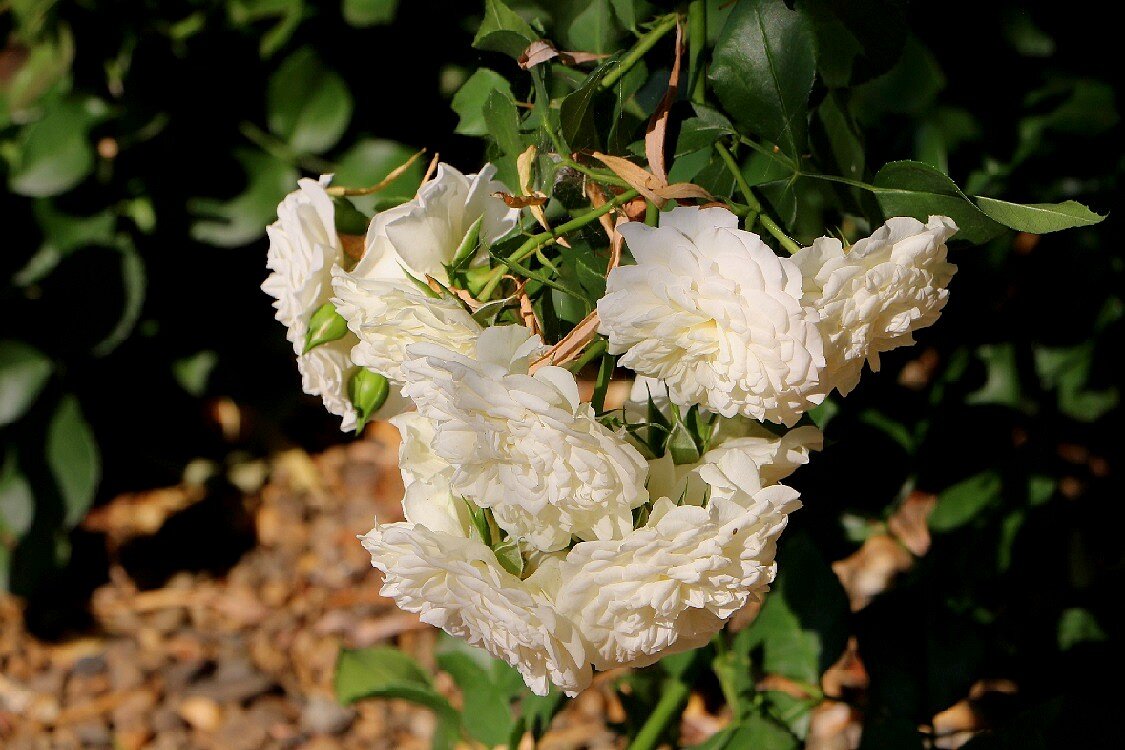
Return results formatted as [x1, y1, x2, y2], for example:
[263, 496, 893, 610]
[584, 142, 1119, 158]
[8, 98, 101, 197]
[0, 341, 52, 427]
[929, 472, 1002, 532]
[816, 92, 864, 179]
[91, 243, 146, 357]
[47, 395, 101, 528]
[343, 0, 399, 27]
[974, 197, 1105, 234]
[473, 0, 537, 59]
[710, 0, 816, 159]
[436, 651, 516, 745]
[0, 453, 35, 539]
[871, 160, 1004, 244]
[452, 69, 514, 136]
[560, 62, 614, 152]
[267, 47, 354, 154]
[190, 150, 297, 247]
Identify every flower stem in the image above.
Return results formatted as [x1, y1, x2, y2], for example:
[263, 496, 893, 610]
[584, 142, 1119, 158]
[687, 0, 707, 104]
[627, 676, 692, 750]
[600, 13, 681, 91]
[713, 141, 801, 254]
[480, 189, 640, 299]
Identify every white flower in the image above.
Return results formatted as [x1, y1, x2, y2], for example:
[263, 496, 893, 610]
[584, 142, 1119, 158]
[261, 177, 363, 431]
[331, 163, 516, 387]
[402, 326, 649, 553]
[707, 420, 823, 487]
[360, 487, 591, 697]
[556, 446, 801, 671]
[598, 206, 827, 426]
[345, 162, 518, 286]
[333, 279, 483, 384]
[794, 216, 958, 395]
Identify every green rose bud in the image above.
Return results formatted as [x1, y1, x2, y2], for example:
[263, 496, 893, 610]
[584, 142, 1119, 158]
[303, 302, 349, 354]
[348, 368, 389, 433]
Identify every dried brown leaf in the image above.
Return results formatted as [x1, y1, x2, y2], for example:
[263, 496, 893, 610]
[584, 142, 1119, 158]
[327, 148, 426, 197]
[493, 191, 548, 208]
[888, 491, 936, 557]
[645, 21, 683, 184]
[519, 39, 559, 69]
[529, 311, 600, 372]
[591, 152, 667, 205]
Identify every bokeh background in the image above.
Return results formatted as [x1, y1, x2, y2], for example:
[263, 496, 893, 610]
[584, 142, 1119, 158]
[2, 1, 1122, 748]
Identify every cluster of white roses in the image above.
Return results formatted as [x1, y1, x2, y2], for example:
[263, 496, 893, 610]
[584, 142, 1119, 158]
[263, 162, 957, 696]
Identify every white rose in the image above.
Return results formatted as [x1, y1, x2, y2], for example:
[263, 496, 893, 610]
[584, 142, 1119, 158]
[261, 177, 371, 430]
[333, 278, 483, 384]
[556, 445, 801, 670]
[361, 487, 591, 696]
[794, 215, 958, 395]
[401, 326, 649, 553]
[345, 162, 518, 285]
[598, 206, 827, 426]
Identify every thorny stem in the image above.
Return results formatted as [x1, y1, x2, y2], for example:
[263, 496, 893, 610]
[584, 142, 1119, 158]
[714, 141, 801, 254]
[479, 189, 640, 299]
[599, 13, 681, 91]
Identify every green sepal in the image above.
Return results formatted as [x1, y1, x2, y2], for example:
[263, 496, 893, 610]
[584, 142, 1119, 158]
[303, 301, 349, 353]
[492, 537, 524, 578]
[450, 216, 485, 272]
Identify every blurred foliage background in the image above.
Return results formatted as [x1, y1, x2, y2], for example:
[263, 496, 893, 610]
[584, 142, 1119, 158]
[2, 0, 1121, 746]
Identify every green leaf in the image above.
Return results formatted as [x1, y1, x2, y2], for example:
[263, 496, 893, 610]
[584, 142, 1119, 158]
[710, 0, 816, 159]
[436, 651, 516, 745]
[610, 0, 637, 30]
[0, 453, 35, 539]
[0, 341, 53, 427]
[799, 0, 908, 87]
[2, 23, 74, 116]
[676, 105, 736, 157]
[973, 197, 1105, 234]
[190, 149, 297, 247]
[335, 647, 456, 719]
[1057, 608, 1106, 651]
[567, 0, 618, 54]
[172, 351, 218, 397]
[816, 92, 864, 179]
[452, 69, 514, 136]
[333, 139, 423, 213]
[473, 0, 537, 59]
[91, 243, 146, 357]
[560, 62, 613, 152]
[343, 0, 399, 26]
[483, 88, 523, 158]
[8, 98, 100, 197]
[871, 160, 1004, 244]
[47, 395, 101, 528]
[14, 201, 117, 286]
[738, 534, 848, 685]
[267, 47, 354, 154]
[929, 472, 1002, 532]
[691, 714, 799, 750]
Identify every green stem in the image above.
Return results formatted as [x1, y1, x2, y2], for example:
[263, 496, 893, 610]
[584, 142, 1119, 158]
[687, 0, 707, 104]
[714, 141, 801, 254]
[591, 351, 617, 414]
[480, 189, 641, 299]
[600, 13, 680, 91]
[627, 676, 692, 750]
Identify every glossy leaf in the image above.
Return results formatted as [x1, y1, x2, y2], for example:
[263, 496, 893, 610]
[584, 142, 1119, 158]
[473, 0, 537, 59]
[710, 0, 816, 159]
[974, 197, 1105, 234]
[267, 47, 354, 154]
[872, 160, 1004, 244]
[452, 69, 514, 136]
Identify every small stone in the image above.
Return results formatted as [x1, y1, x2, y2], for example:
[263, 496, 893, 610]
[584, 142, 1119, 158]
[301, 694, 356, 735]
[177, 696, 222, 732]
